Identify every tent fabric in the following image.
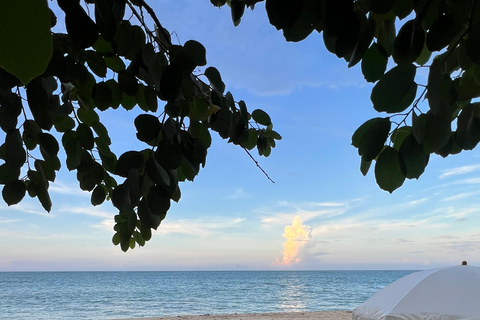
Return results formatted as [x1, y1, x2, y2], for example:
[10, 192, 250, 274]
[352, 265, 480, 320]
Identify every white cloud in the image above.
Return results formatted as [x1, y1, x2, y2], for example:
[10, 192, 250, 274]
[59, 206, 113, 219]
[49, 180, 89, 197]
[0, 218, 22, 224]
[439, 164, 480, 178]
[0, 203, 54, 217]
[157, 217, 246, 237]
[226, 188, 252, 199]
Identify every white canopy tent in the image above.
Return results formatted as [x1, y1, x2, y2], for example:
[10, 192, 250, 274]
[352, 263, 480, 320]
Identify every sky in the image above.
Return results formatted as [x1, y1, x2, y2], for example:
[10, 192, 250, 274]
[1, 1, 480, 271]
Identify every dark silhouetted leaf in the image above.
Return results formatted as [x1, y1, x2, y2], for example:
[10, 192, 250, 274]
[77, 123, 95, 150]
[134, 114, 161, 143]
[352, 117, 391, 162]
[205, 67, 225, 93]
[361, 43, 388, 82]
[118, 70, 138, 96]
[252, 109, 272, 126]
[423, 111, 452, 152]
[371, 64, 417, 113]
[399, 134, 427, 179]
[115, 151, 145, 178]
[368, 0, 395, 14]
[348, 18, 376, 68]
[26, 79, 52, 130]
[160, 63, 183, 101]
[184, 40, 207, 66]
[0, 0, 52, 84]
[2, 180, 26, 205]
[393, 20, 425, 65]
[375, 147, 406, 193]
[426, 14, 461, 52]
[5, 129, 26, 169]
[38, 133, 60, 159]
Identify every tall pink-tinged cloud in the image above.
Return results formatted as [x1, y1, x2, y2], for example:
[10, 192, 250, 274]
[275, 216, 312, 266]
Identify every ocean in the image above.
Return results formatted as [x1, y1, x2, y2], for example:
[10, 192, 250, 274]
[0, 270, 415, 320]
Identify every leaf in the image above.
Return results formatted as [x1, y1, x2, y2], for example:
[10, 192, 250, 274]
[26, 79, 52, 130]
[137, 198, 161, 229]
[352, 117, 391, 162]
[189, 120, 212, 148]
[159, 62, 183, 101]
[2, 180, 26, 205]
[393, 0, 413, 19]
[63, 135, 83, 171]
[252, 109, 272, 126]
[93, 35, 115, 56]
[111, 183, 131, 213]
[115, 151, 145, 178]
[257, 136, 268, 156]
[118, 70, 138, 96]
[360, 158, 371, 176]
[137, 86, 158, 113]
[391, 126, 412, 150]
[104, 56, 126, 72]
[77, 108, 100, 126]
[377, 18, 396, 56]
[204, 67, 225, 93]
[427, 59, 455, 115]
[85, 50, 107, 78]
[426, 14, 461, 52]
[146, 186, 170, 219]
[145, 156, 171, 186]
[183, 40, 207, 66]
[371, 64, 417, 113]
[466, 26, 480, 65]
[415, 41, 432, 66]
[0, 0, 52, 84]
[5, 129, 26, 169]
[134, 114, 161, 144]
[38, 133, 60, 159]
[63, 3, 98, 49]
[93, 81, 113, 110]
[28, 169, 51, 212]
[0, 164, 20, 184]
[281, 0, 323, 42]
[399, 134, 427, 179]
[393, 20, 425, 65]
[423, 111, 452, 153]
[348, 18, 376, 68]
[76, 123, 95, 150]
[231, 0, 246, 26]
[0, 93, 22, 133]
[361, 43, 388, 82]
[105, 79, 122, 109]
[375, 147, 406, 193]
[367, 0, 395, 14]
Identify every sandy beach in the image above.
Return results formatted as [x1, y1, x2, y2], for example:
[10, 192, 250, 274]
[114, 311, 352, 320]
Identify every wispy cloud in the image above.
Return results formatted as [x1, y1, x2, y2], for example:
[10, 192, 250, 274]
[442, 191, 480, 201]
[49, 180, 89, 197]
[59, 206, 113, 219]
[226, 188, 252, 199]
[260, 200, 351, 225]
[0, 203, 54, 217]
[158, 217, 246, 237]
[439, 164, 480, 178]
[0, 218, 22, 224]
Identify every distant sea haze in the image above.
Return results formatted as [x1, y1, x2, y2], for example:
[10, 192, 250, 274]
[0, 270, 414, 320]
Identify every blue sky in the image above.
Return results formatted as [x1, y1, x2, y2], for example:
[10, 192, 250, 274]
[1, 1, 480, 271]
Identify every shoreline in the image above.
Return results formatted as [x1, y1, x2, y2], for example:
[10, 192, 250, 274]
[113, 311, 352, 320]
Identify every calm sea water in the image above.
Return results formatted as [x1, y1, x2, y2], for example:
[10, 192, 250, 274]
[0, 270, 414, 320]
